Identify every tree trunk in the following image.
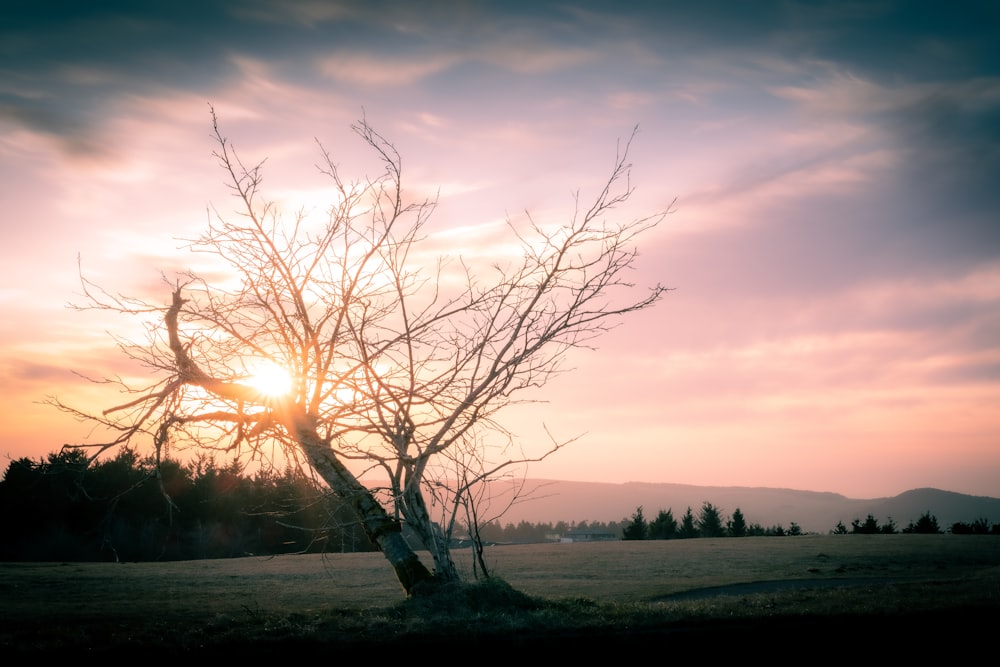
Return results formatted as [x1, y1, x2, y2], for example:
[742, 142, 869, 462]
[401, 482, 460, 582]
[291, 411, 436, 596]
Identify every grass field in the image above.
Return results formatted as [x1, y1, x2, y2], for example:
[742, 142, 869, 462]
[2, 535, 999, 656]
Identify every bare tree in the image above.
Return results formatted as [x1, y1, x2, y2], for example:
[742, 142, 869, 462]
[52, 109, 671, 596]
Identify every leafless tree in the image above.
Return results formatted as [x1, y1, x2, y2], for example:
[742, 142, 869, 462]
[51, 108, 671, 596]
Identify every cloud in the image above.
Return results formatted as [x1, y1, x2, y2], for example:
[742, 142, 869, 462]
[770, 70, 1000, 256]
[4, 358, 76, 384]
[473, 42, 600, 74]
[318, 52, 461, 87]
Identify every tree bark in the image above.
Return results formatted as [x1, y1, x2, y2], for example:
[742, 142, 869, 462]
[401, 481, 459, 582]
[291, 410, 436, 595]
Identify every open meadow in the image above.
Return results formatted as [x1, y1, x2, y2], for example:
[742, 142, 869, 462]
[2, 535, 999, 656]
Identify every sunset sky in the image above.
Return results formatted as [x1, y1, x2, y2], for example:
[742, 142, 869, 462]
[2, 1, 998, 499]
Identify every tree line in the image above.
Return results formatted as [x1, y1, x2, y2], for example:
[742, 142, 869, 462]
[4, 449, 998, 563]
[0, 448, 374, 562]
[831, 512, 1000, 535]
[619, 503, 802, 539]
[462, 506, 1000, 544]
[620, 503, 1000, 540]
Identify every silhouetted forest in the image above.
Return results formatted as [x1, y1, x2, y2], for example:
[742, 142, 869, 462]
[0, 448, 373, 561]
[830, 511, 1000, 536]
[2, 449, 997, 562]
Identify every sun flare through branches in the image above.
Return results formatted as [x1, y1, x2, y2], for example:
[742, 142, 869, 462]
[243, 360, 294, 399]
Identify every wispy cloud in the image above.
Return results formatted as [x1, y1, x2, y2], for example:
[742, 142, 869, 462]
[318, 52, 462, 87]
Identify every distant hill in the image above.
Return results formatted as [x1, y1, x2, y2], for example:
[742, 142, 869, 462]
[482, 480, 1000, 534]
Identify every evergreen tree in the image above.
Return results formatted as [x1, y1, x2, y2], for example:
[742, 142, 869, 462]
[951, 518, 992, 535]
[727, 507, 748, 537]
[697, 501, 725, 537]
[971, 518, 992, 534]
[904, 512, 941, 534]
[852, 515, 880, 534]
[950, 521, 974, 534]
[678, 506, 699, 538]
[648, 508, 677, 540]
[622, 506, 648, 540]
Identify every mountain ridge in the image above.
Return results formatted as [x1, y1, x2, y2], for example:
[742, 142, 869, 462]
[484, 480, 1000, 534]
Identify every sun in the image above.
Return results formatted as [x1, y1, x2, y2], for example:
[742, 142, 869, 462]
[243, 360, 294, 399]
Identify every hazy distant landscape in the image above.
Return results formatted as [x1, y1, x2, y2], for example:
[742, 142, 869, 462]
[486, 480, 1000, 534]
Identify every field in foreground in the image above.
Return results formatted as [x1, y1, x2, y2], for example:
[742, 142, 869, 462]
[2, 535, 999, 656]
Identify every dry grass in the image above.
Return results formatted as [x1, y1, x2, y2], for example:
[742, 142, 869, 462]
[470, 534, 1000, 601]
[2, 535, 998, 655]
